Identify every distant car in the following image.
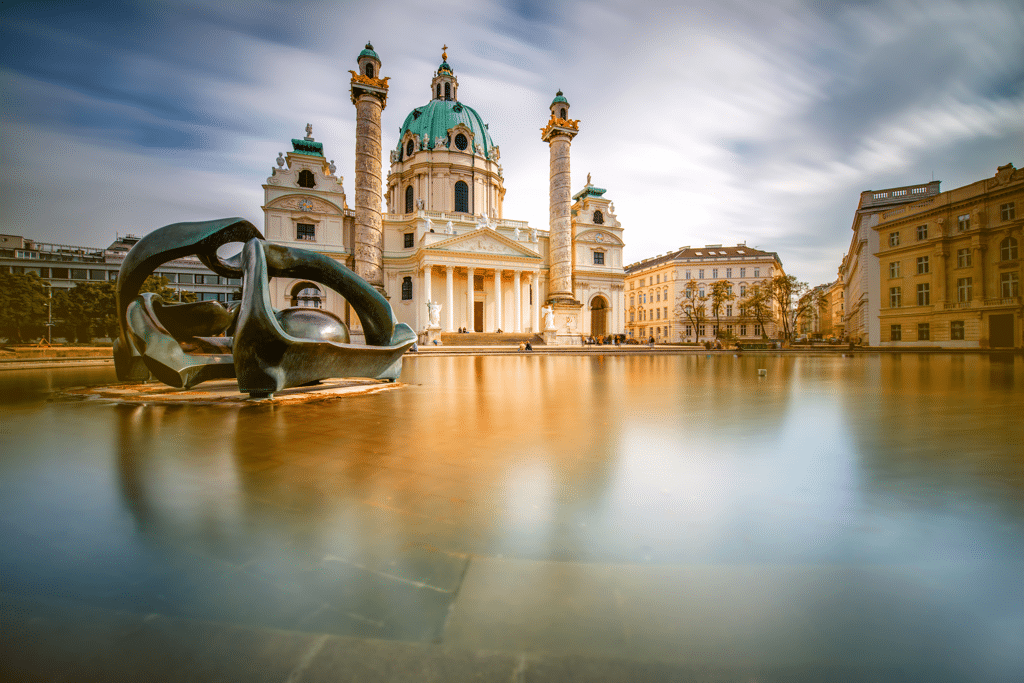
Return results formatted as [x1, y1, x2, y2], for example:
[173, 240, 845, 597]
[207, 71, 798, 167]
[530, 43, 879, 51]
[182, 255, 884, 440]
[625, 338, 640, 344]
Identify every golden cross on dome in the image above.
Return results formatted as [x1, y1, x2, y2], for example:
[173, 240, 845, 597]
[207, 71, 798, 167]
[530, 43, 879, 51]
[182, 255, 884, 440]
[442, 45, 448, 61]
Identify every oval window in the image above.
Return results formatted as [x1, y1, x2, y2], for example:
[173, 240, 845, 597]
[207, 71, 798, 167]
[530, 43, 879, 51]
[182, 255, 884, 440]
[406, 139, 414, 157]
[455, 133, 468, 151]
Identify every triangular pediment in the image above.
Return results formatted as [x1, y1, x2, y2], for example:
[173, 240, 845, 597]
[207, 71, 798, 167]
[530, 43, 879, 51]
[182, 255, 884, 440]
[426, 228, 541, 258]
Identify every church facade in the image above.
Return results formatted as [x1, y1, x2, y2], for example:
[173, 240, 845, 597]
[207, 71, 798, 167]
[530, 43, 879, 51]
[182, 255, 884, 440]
[261, 45, 625, 343]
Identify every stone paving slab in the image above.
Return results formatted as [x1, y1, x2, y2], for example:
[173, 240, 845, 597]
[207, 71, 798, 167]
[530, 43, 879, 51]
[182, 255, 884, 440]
[1, 592, 959, 682]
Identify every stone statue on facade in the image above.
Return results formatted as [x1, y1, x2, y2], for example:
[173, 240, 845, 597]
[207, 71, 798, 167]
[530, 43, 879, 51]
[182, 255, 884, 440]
[417, 197, 425, 210]
[425, 217, 434, 233]
[427, 301, 441, 328]
[477, 212, 488, 230]
[421, 133, 429, 150]
[542, 305, 556, 331]
[435, 136, 447, 149]
[530, 227, 538, 243]
[513, 225, 520, 240]
[445, 220, 454, 235]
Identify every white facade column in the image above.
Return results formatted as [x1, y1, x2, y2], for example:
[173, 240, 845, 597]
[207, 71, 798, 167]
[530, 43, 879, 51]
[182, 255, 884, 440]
[445, 266, 454, 332]
[423, 264, 433, 331]
[513, 270, 522, 333]
[466, 267, 475, 332]
[525, 273, 535, 333]
[533, 271, 541, 332]
[493, 269, 503, 332]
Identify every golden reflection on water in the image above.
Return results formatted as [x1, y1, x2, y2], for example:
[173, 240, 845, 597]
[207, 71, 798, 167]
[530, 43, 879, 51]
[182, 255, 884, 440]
[1, 354, 1023, 667]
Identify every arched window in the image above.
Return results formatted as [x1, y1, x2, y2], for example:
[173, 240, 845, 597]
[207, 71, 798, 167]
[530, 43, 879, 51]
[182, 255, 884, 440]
[405, 186, 414, 214]
[445, 83, 451, 100]
[401, 276, 413, 300]
[436, 84, 441, 99]
[406, 139, 414, 157]
[454, 181, 469, 213]
[1001, 236, 1019, 261]
[593, 210, 604, 224]
[297, 170, 315, 188]
[291, 283, 322, 308]
[365, 63, 374, 78]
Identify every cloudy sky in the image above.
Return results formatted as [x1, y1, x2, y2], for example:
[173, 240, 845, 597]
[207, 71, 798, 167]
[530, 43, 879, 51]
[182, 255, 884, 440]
[2, 0, 1022, 286]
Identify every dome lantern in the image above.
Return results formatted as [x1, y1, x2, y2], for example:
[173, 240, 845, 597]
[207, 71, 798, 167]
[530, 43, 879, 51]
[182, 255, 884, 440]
[430, 45, 459, 102]
[550, 90, 569, 121]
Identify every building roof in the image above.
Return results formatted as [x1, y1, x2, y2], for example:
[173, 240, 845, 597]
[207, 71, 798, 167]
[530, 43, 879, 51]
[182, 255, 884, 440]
[625, 244, 782, 274]
[396, 99, 495, 157]
[551, 91, 568, 105]
[291, 138, 324, 157]
[572, 183, 606, 201]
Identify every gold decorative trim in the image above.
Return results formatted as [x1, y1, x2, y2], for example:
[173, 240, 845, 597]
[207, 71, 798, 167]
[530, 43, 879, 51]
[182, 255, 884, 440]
[540, 116, 580, 140]
[348, 72, 390, 89]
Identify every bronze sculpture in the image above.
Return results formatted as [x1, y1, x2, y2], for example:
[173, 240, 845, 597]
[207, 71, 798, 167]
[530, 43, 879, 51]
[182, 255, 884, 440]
[114, 218, 416, 398]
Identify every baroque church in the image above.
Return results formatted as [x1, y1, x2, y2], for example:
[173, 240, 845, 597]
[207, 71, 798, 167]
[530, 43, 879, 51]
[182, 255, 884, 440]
[261, 44, 625, 343]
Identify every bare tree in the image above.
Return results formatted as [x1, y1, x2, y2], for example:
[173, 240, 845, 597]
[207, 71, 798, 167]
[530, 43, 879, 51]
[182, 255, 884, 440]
[675, 278, 709, 342]
[767, 274, 821, 342]
[738, 282, 773, 339]
[708, 280, 735, 339]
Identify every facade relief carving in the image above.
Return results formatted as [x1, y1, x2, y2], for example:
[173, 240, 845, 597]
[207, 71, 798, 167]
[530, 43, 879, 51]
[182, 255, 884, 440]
[271, 196, 341, 214]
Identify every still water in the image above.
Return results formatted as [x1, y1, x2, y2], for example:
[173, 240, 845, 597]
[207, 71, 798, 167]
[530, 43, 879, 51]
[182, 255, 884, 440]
[1, 354, 1022, 679]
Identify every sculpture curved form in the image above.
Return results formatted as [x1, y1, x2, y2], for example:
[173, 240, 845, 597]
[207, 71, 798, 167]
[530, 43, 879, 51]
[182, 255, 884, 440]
[115, 218, 416, 397]
[233, 239, 415, 397]
[115, 218, 263, 381]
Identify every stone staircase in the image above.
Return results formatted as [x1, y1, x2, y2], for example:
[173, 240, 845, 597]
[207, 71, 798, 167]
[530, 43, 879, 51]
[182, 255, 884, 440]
[438, 332, 545, 346]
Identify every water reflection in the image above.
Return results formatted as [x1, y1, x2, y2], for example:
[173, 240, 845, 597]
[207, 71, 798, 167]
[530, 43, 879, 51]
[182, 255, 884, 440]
[1, 354, 1023, 675]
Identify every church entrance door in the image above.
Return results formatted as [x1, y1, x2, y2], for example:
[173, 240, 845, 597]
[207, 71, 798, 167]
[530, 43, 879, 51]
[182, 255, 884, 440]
[474, 301, 484, 332]
[590, 296, 608, 337]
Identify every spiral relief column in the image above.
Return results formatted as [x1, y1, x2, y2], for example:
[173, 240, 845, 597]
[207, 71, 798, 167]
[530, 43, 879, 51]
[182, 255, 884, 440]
[540, 91, 581, 343]
[350, 43, 389, 293]
[541, 91, 579, 304]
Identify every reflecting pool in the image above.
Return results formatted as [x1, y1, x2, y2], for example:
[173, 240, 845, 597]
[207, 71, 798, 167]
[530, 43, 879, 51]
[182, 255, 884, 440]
[1, 354, 1022, 681]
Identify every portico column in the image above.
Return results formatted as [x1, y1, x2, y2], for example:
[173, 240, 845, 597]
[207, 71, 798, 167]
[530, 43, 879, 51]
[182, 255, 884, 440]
[533, 271, 541, 332]
[513, 270, 522, 333]
[525, 273, 534, 332]
[423, 264, 433, 329]
[466, 267, 475, 332]
[445, 266, 454, 332]
[493, 269, 503, 332]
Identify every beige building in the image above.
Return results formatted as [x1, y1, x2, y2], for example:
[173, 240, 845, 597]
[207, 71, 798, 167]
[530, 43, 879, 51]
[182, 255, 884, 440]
[874, 163, 1023, 348]
[839, 180, 942, 346]
[828, 276, 845, 338]
[262, 45, 625, 343]
[624, 244, 784, 342]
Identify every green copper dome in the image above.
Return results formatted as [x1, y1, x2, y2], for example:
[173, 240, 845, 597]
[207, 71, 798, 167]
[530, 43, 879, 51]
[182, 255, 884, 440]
[359, 42, 379, 60]
[438, 60, 452, 73]
[396, 99, 495, 157]
[551, 90, 568, 105]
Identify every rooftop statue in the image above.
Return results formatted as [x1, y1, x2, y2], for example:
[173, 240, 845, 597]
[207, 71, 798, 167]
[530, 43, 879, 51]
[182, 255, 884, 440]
[114, 218, 416, 398]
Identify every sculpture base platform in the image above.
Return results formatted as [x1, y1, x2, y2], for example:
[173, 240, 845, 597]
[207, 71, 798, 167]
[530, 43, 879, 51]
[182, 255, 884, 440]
[59, 377, 402, 405]
[423, 328, 442, 346]
[544, 300, 584, 345]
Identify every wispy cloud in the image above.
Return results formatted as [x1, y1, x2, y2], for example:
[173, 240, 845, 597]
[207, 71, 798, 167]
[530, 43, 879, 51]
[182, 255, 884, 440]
[1, 0, 1021, 286]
